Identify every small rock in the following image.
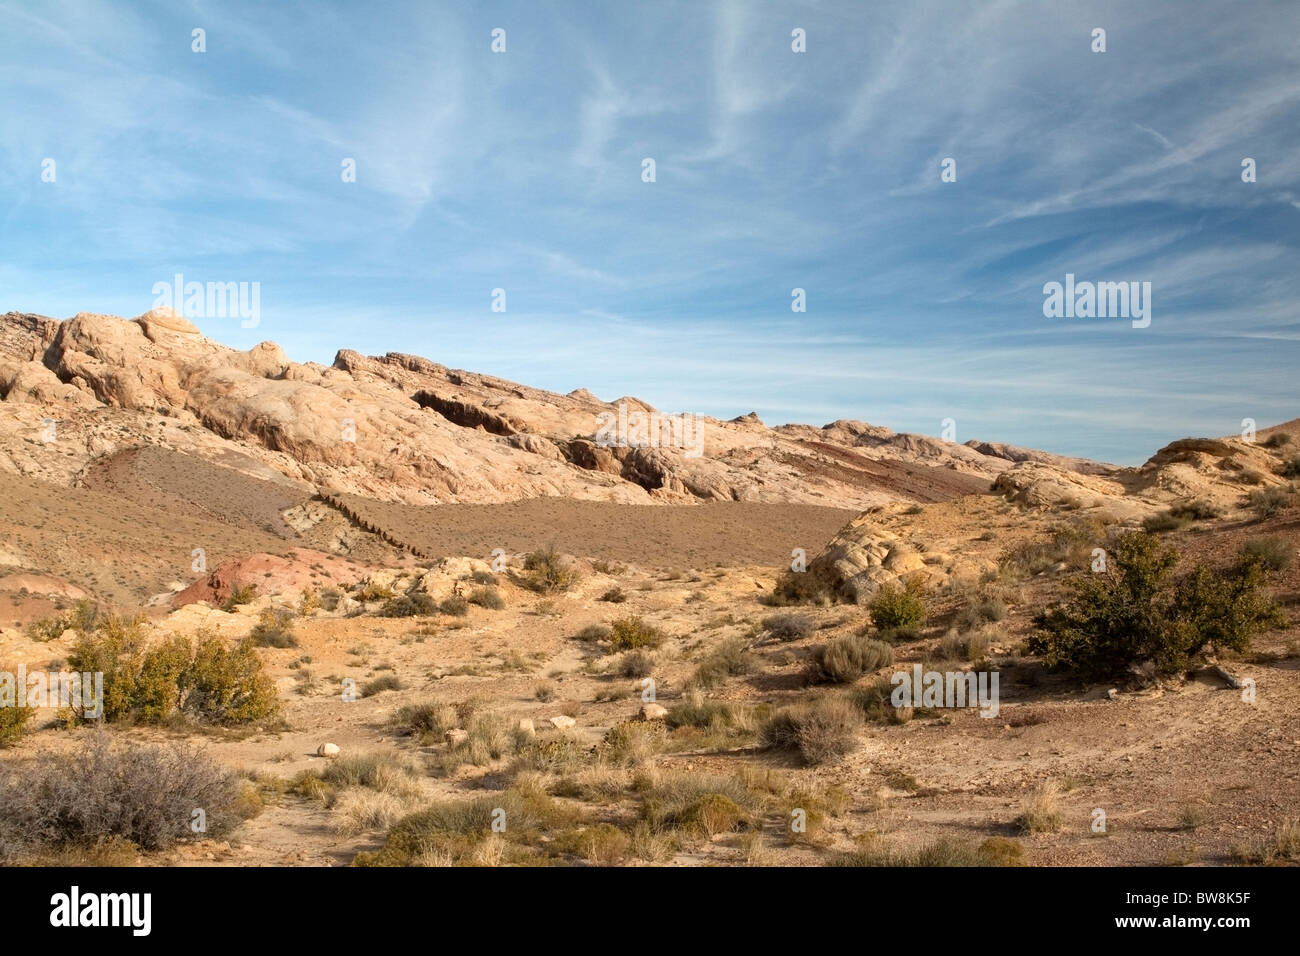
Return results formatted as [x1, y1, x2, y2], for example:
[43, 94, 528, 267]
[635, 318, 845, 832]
[317, 742, 340, 757]
[518, 718, 536, 736]
[640, 703, 668, 721]
[445, 729, 469, 746]
[549, 715, 576, 730]
[1106, 688, 1119, 700]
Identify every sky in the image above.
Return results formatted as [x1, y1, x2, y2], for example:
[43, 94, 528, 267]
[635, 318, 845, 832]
[1, 0, 1298, 466]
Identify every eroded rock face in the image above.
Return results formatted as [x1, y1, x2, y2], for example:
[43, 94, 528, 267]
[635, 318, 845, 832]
[0, 309, 1122, 507]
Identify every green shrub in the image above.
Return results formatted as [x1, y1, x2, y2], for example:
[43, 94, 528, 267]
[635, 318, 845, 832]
[608, 616, 666, 651]
[524, 545, 580, 592]
[221, 583, 258, 611]
[868, 581, 927, 629]
[67, 624, 278, 725]
[1030, 532, 1283, 679]
[0, 696, 32, 747]
[250, 607, 297, 647]
[808, 635, 894, 684]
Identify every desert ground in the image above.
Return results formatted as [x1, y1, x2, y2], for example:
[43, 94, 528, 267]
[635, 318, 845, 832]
[0, 310, 1297, 867]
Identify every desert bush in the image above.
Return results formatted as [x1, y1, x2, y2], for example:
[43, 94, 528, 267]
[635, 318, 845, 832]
[1168, 499, 1222, 521]
[608, 616, 666, 651]
[0, 733, 243, 860]
[599, 587, 627, 603]
[763, 569, 837, 606]
[618, 651, 654, 679]
[598, 720, 668, 766]
[1248, 486, 1292, 519]
[1280, 457, 1300, 479]
[67, 625, 278, 726]
[25, 614, 70, 643]
[808, 634, 894, 684]
[575, 623, 613, 642]
[469, 569, 496, 585]
[524, 544, 581, 592]
[868, 581, 927, 629]
[638, 771, 763, 837]
[379, 593, 437, 617]
[666, 691, 754, 732]
[354, 581, 395, 602]
[250, 607, 297, 647]
[0, 696, 32, 747]
[439, 595, 469, 617]
[362, 675, 403, 697]
[318, 587, 342, 611]
[937, 629, 991, 662]
[533, 681, 557, 703]
[1264, 433, 1292, 449]
[1030, 532, 1284, 679]
[687, 636, 753, 689]
[759, 697, 864, 765]
[1240, 537, 1293, 572]
[1001, 522, 1100, 576]
[1142, 511, 1187, 533]
[467, 587, 504, 610]
[298, 589, 321, 616]
[761, 612, 814, 642]
[221, 582, 258, 612]
[391, 701, 458, 742]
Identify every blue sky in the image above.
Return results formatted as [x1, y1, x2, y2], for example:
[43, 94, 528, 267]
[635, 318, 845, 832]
[1, 0, 1298, 465]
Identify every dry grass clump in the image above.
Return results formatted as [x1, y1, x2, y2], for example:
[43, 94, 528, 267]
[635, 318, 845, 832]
[597, 720, 668, 766]
[937, 628, 992, 662]
[361, 674, 403, 697]
[354, 778, 578, 866]
[637, 769, 765, 839]
[831, 835, 1023, 867]
[807, 634, 894, 684]
[250, 606, 297, 647]
[759, 696, 864, 764]
[1233, 819, 1300, 864]
[1015, 780, 1065, 834]
[686, 636, 753, 689]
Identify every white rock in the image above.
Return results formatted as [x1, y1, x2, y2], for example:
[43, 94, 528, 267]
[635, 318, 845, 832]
[639, 703, 668, 721]
[445, 728, 469, 746]
[518, 718, 536, 736]
[317, 742, 340, 757]
[548, 715, 577, 730]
